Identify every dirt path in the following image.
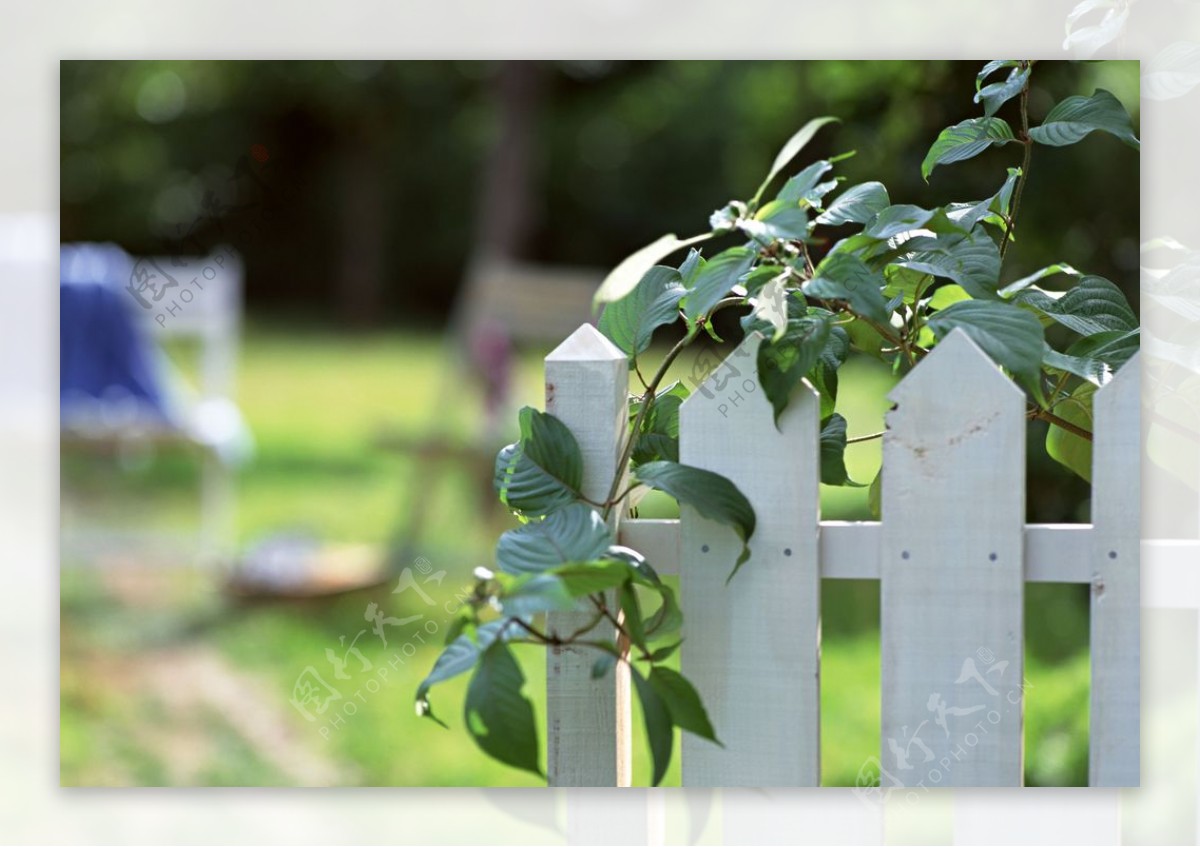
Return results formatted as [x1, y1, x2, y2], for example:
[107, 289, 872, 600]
[135, 644, 356, 785]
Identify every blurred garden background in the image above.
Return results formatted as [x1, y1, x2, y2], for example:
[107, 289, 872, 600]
[59, 60, 1139, 787]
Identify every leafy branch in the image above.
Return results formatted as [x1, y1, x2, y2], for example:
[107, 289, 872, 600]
[414, 60, 1139, 783]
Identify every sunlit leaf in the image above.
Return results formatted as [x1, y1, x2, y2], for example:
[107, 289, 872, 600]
[1046, 383, 1096, 482]
[495, 503, 613, 575]
[815, 181, 890, 227]
[594, 233, 711, 306]
[494, 407, 583, 516]
[752, 116, 839, 205]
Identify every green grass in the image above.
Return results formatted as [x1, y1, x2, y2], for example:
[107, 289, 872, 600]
[60, 322, 1089, 786]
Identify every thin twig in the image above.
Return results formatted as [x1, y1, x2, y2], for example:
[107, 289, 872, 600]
[1001, 66, 1033, 264]
[1029, 408, 1093, 442]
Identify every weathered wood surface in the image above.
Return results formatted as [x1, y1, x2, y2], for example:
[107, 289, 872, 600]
[544, 324, 630, 787]
[1089, 354, 1141, 786]
[679, 332, 822, 786]
[879, 330, 1026, 787]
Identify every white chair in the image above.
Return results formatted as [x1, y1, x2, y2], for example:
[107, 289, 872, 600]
[60, 243, 251, 566]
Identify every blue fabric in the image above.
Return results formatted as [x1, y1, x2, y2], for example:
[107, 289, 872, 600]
[60, 243, 173, 422]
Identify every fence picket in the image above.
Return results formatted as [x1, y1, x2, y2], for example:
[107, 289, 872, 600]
[1089, 353, 1140, 786]
[538, 322, 1139, 789]
[879, 329, 1026, 787]
[544, 324, 630, 787]
[678, 332, 822, 786]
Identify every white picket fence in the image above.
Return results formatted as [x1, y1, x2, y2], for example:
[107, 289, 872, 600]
[543, 323, 1140, 789]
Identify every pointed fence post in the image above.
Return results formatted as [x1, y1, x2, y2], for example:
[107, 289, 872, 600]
[1089, 353, 1140, 786]
[879, 329, 1026, 787]
[544, 324, 630, 787]
[678, 332, 822, 786]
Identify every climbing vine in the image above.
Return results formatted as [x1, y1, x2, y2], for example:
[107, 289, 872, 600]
[415, 60, 1139, 784]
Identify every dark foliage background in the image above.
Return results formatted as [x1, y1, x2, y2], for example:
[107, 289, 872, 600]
[60, 60, 1138, 324]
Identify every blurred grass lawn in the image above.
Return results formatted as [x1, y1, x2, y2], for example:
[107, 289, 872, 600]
[60, 322, 1089, 786]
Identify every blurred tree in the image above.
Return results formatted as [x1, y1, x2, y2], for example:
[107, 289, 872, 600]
[60, 60, 1138, 331]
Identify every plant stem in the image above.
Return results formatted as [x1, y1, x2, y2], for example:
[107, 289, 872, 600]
[1029, 408, 1093, 442]
[847, 430, 885, 444]
[1001, 69, 1033, 264]
[600, 297, 744, 522]
[601, 332, 694, 522]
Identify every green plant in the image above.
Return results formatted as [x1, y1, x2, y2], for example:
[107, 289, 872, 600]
[414, 60, 1139, 783]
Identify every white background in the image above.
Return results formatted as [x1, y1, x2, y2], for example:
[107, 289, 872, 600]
[2, 1, 1198, 843]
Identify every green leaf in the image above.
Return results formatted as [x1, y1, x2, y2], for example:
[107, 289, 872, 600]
[893, 229, 1002, 300]
[844, 316, 887, 358]
[594, 232, 712, 306]
[634, 461, 756, 579]
[946, 167, 1021, 232]
[416, 618, 510, 723]
[741, 200, 810, 243]
[883, 265, 932, 306]
[630, 667, 674, 786]
[926, 299, 1046, 388]
[682, 246, 756, 322]
[631, 387, 685, 466]
[1028, 89, 1140, 150]
[648, 667, 721, 745]
[819, 413, 859, 486]
[998, 263, 1080, 297]
[645, 584, 682, 638]
[549, 559, 634, 597]
[1043, 343, 1112, 386]
[757, 313, 833, 425]
[591, 651, 618, 680]
[928, 284, 972, 310]
[495, 503, 614, 576]
[494, 407, 583, 516]
[1065, 327, 1139, 371]
[862, 204, 964, 241]
[975, 62, 1030, 117]
[777, 159, 835, 205]
[619, 582, 647, 651]
[464, 641, 542, 776]
[497, 573, 577, 618]
[815, 181, 890, 226]
[803, 252, 890, 323]
[598, 266, 686, 357]
[809, 322, 850, 419]
[1046, 383, 1096, 482]
[922, 117, 1016, 181]
[646, 640, 682, 662]
[1012, 275, 1138, 336]
[605, 545, 663, 588]
[752, 116, 840, 205]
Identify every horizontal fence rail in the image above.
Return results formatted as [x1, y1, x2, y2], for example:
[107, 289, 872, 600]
[543, 323, 1140, 789]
